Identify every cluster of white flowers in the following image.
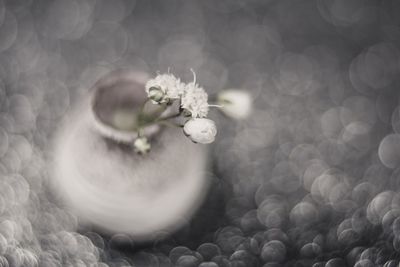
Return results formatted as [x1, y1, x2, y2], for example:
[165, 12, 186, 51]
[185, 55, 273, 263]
[145, 71, 209, 118]
[136, 70, 252, 154]
[181, 82, 209, 118]
[145, 73, 185, 103]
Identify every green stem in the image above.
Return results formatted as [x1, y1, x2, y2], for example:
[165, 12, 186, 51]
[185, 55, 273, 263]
[148, 103, 168, 117]
[208, 104, 224, 108]
[156, 113, 181, 122]
[136, 102, 169, 129]
[158, 120, 183, 128]
[139, 112, 182, 128]
[138, 99, 151, 117]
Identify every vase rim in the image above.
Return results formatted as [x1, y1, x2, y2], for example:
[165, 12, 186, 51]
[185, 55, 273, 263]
[88, 69, 159, 143]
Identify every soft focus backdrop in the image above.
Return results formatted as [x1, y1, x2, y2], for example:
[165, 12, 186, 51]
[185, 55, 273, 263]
[1, 0, 400, 266]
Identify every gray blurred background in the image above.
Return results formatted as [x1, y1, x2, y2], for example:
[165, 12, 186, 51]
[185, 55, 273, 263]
[1, 0, 400, 266]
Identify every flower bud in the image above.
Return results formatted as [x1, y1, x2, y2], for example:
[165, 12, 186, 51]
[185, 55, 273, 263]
[148, 86, 166, 103]
[183, 118, 217, 144]
[134, 137, 151, 154]
[217, 89, 252, 120]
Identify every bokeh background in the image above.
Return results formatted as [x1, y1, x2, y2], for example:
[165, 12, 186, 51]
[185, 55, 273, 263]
[1, 0, 400, 266]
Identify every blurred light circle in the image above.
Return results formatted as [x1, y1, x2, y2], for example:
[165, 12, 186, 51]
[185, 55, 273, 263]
[383, 260, 398, 267]
[351, 182, 376, 206]
[0, 128, 8, 157]
[341, 96, 376, 129]
[94, 0, 136, 23]
[42, 0, 80, 39]
[367, 191, 395, 225]
[0, 11, 17, 52]
[84, 22, 129, 63]
[274, 53, 319, 96]
[289, 201, 319, 226]
[302, 159, 327, 192]
[199, 262, 218, 267]
[300, 242, 321, 258]
[289, 144, 321, 177]
[381, 209, 400, 233]
[176, 255, 201, 267]
[379, 134, 400, 168]
[325, 257, 346, 267]
[261, 240, 286, 263]
[197, 243, 221, 261]
[390, 106, 400, 134]
[271, 161, 301, 193]
[320, 107, 348, 139]
[158, 38, 204, 74]
[354, 259, 375, 267]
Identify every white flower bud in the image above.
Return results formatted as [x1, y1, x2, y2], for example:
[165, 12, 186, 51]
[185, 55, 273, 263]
[148, 86, 166, 103]
[134, 137, 151, 154]
[217, 89, 252, 120]
[183, 118, 217, 144]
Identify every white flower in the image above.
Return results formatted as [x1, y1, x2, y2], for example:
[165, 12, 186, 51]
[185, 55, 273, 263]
[183, 118, 217, 144]
[145, 73, 185, 103]
[134, 137, 151, 154]
[217, 89, 252, 120]
[181, 82, 209, 118]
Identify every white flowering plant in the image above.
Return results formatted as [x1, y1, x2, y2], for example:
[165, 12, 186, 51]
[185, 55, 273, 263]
[133, 69, 252, 154]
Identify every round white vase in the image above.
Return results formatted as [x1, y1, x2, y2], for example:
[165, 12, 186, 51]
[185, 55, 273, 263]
[52, 70, 209, 241]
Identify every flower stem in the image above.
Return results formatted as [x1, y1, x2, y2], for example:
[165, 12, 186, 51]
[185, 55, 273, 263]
[157, 113, 181, 121]
[136, 102, 169, 128]
[138, 98, 151, 116]
[158, 120, 183, 128]
[208, 104, 224, 108]
[137, 112, 182, 128]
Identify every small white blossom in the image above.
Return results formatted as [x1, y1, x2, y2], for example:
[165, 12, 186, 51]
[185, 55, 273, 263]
[134, 137, 151, 154]
[183, 118, 217, 144]
[181, 82, 209, 118]
[217, 89, 252, 120]
[145, 73, 185, 103]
